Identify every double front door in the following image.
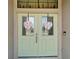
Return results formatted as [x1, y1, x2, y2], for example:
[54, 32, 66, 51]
[18, 14, 58, 58]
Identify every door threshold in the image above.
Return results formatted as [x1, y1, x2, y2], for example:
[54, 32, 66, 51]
[18, 56, 58, 58]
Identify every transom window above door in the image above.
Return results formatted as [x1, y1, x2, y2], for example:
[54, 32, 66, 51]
[17, 0, 58, 8]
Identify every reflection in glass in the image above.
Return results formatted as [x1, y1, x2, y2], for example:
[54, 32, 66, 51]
[42, 16, 53, 35]
[17, 0, 58, 8]
[22, 16, 34, 35]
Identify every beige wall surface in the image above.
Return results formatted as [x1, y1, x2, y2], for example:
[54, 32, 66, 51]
[62, 0, 70, 59]
[8, 0, 14, 59]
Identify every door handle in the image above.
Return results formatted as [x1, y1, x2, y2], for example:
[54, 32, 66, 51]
[36, 33, 38, 43]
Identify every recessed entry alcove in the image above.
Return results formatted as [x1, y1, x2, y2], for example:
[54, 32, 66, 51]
[15, 0, 62, 59]
[8, 0, 70, 59]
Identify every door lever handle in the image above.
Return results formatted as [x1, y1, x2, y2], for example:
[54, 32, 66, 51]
[36, 33, 38, 43]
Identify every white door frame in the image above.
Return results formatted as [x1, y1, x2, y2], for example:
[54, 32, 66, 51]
[14, 12, 62, 59]
[14, 0, 62, 59]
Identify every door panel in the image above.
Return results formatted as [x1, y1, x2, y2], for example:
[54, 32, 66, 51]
[18, 14, 38, 56]
[38, 14, 58, 56]
[38, 39, 58, 56]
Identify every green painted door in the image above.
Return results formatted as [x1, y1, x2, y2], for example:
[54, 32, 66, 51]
[18, 14, 39, 57]
[18, 14, 58, 57]
[37, 14, 58, 56]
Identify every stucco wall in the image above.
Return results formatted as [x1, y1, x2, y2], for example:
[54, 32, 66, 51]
[62, 0, 70, 59]
[8, 0, 14, 59]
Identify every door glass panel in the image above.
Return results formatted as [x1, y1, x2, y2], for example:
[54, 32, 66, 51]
[42, 16, 53, 35]
[22, 16, 34, 36]
[29, 0, 38, 2]
[39, 0, 47, 2]
[48, 0, 58, 2]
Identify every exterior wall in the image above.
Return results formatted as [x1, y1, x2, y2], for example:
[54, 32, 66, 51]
[62, 0, 70, 59]
[8, 0, 14, 59]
